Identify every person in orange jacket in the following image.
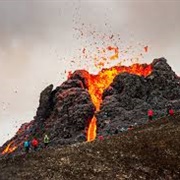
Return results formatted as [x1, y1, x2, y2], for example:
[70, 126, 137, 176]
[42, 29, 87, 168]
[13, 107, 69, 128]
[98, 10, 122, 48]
[148, 109, 154, 122]
[31, 138, 39, 151]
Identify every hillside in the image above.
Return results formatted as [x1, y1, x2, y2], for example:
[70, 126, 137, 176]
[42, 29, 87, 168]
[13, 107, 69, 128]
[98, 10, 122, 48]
[0, 113, 180, 180]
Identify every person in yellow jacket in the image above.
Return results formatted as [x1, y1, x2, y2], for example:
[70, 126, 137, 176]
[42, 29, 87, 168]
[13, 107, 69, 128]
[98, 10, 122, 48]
[44, 134, 50, 147]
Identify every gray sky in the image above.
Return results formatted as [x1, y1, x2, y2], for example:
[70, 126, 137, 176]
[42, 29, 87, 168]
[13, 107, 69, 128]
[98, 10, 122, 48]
[0, 0, 180, 146]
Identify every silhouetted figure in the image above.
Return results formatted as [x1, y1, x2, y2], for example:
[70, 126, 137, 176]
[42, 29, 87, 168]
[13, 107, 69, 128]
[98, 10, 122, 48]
[148, 109, 154, 122]
[44, 134, 50, 148]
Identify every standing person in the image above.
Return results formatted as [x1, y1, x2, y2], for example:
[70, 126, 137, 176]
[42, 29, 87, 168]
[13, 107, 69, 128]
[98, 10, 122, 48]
[166, 103, 172, 116]
[31, 138, 39, 151]
[44, 134, 50, 148]
[24, 140, 30, 153]
[169, 108, 174, 116]
[148, 109, 154, 122]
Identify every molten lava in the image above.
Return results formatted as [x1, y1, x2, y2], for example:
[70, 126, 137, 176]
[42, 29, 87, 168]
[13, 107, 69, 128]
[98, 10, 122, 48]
[87, 116, 97, 142]
[1, 141, 17, 155]
[84, 64, 152, 111]
[84, 63, 152, 142]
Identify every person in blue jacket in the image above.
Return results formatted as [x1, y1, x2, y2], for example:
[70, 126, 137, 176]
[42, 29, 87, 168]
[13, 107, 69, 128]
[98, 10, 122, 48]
[24, 140, 30, 153]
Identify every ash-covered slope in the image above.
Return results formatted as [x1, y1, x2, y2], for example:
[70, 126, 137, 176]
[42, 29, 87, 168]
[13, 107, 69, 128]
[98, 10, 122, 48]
[0, 114, 180, 180]
[1, 58, 180, 156]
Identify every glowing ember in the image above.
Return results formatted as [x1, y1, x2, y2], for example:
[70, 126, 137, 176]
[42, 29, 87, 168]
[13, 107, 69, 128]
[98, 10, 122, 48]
[84, 63, 152, 142]
[94, 46, 119, 69]
[107, 46, 119, 60]
[1, 141, 17, 155]
[144, 46, 148, 52]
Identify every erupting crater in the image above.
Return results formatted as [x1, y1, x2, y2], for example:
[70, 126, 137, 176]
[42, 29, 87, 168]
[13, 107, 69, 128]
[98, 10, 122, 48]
[69, 64, 152, 141]
[2, 57, 180, 156]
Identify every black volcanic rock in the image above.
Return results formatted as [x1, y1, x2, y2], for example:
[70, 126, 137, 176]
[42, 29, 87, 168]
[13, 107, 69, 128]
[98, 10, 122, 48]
[35, 84, 54, 121]
[49, 87, 95, 143]
[33, 73, 95, 145]
[97, 58, 180, 135]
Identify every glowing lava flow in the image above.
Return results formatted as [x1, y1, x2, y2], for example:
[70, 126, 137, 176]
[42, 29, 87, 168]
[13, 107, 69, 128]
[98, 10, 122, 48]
[1, 141, 17, 155]
[87, 116, 97, 142]
[85, 64, 152, 142]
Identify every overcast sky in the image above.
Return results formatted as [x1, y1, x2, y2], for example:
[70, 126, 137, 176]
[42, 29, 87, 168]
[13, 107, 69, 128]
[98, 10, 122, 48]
[0, 0, 180, 146]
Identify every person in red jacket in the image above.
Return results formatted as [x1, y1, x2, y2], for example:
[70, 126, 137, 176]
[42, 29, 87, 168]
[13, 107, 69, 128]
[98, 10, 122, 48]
[148, 109, 154, 122]
[169, 109, 174, 116]
[31, 138, 39, 151]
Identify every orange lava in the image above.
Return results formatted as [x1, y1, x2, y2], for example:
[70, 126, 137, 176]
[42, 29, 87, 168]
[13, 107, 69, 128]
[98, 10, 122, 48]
[85, 64, 152, 111]
[84, 63, 152, 142]
[87, 116, 97, 142]
[1, 141, 17, 155]
[107, 46, 119, 60]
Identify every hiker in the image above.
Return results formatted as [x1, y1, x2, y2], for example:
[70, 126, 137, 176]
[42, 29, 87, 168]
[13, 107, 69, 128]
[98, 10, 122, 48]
[169, 108, 174, 116]
[44, 134, 50, 147]
[98, 135, 104, 141]
[24, 140, 30, 153]
[31, 138, 39, 151]
[148, 109, 154, 122]
[166, 103, 172, 116]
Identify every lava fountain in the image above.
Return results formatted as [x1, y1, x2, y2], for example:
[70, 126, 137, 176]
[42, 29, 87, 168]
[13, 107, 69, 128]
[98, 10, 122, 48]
[76, 63, 152, 142]
[69, 43, 152, 142]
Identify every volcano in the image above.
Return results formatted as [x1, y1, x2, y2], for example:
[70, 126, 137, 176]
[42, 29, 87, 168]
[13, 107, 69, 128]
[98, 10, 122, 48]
[1, 57, 180, 156]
